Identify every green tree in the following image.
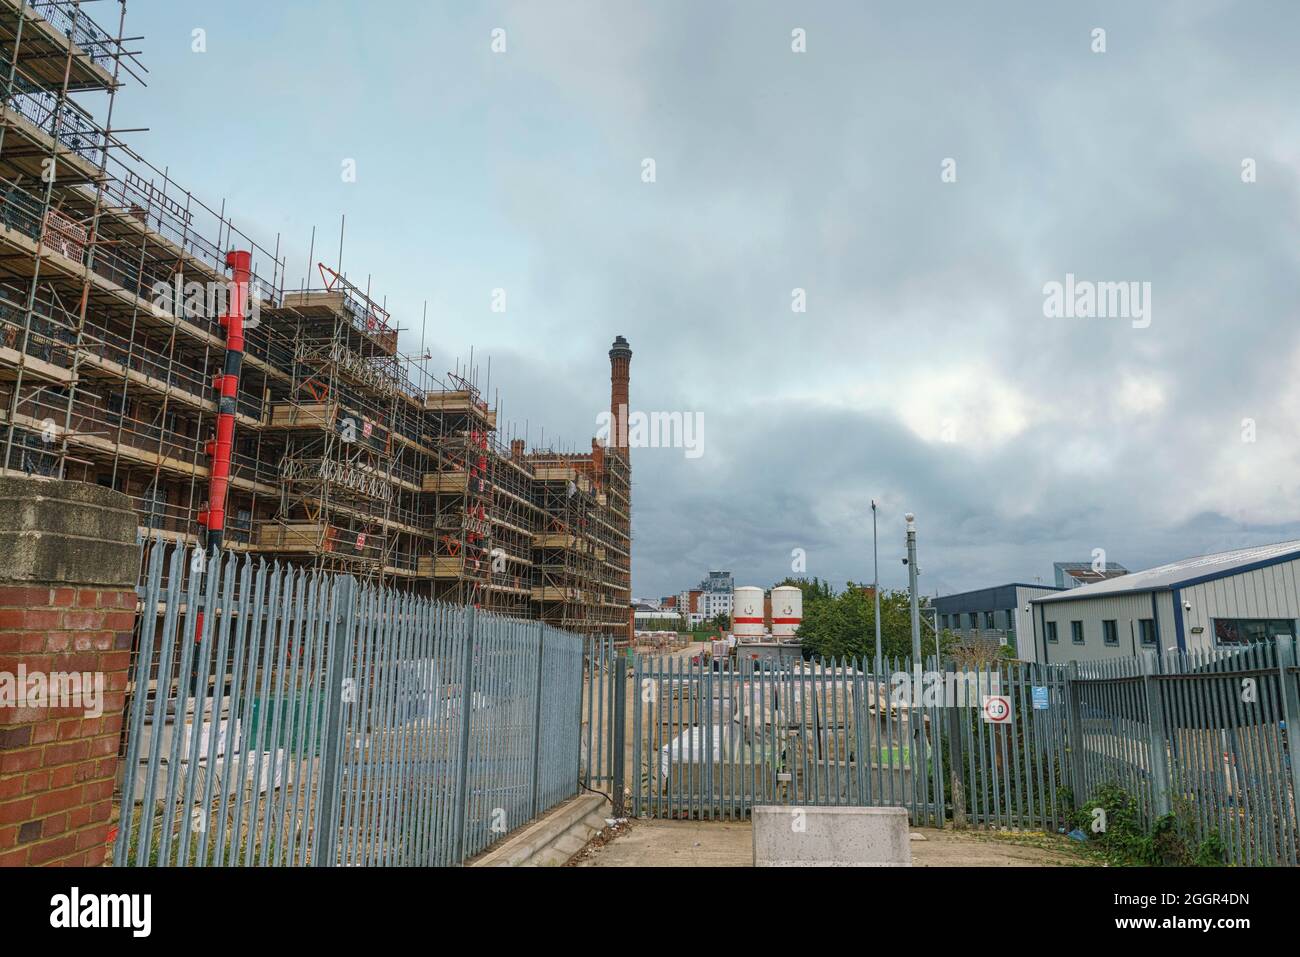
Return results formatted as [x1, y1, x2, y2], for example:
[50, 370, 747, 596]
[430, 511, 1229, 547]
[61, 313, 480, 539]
[796, 582, 949, 664]
[772, 575, 835, 610]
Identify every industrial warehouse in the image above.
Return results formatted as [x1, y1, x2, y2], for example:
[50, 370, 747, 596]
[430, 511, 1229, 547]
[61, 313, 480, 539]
[0, 2, 630, 635]
[1029, 540, 1300, 663]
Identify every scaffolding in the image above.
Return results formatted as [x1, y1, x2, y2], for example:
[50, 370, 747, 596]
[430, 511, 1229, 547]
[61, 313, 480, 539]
[0, 0, 632, 636]
[252, 265, 424, 581]
[525, 443, 630, 636]
[1, 0, 284, 550]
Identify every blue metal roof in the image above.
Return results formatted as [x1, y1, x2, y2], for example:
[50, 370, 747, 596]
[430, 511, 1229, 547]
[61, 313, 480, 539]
[934, 582, 1063, 612]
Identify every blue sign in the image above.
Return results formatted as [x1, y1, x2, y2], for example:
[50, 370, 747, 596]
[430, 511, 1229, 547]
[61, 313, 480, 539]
[1032, 686, 1050, 710]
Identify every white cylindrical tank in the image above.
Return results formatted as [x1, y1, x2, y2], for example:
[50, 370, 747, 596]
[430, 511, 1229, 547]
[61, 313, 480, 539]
[771, 585, 803, 641]
[732, 586, 765, 640]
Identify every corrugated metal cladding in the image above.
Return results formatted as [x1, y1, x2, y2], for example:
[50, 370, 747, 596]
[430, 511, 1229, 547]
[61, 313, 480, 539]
[1035, 592, 1162, 664]
[1182, 558, 1300, 635]
[1012, 585, 1066, 663]
[1033, 556, 1300, 663]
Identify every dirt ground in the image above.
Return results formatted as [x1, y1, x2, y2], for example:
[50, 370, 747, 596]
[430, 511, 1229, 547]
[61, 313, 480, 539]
[570, 818, 1090, 867]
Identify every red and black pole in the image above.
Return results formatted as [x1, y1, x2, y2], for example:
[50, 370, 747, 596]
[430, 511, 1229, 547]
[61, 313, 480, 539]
[194, 251, 251, 654]
[198, 249, 251, 551]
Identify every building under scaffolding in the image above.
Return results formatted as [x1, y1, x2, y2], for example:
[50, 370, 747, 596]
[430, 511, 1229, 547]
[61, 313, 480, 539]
[0, 0, 631, 637]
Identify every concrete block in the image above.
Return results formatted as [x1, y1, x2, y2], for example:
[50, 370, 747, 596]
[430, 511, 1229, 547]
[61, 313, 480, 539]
[752, 805, 912, 867]
[0, 476, 138, 585]
[552, 832, 588, 856]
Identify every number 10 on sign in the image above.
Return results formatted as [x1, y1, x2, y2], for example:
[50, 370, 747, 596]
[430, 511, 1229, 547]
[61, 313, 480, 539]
[982, 695, 1013, 724]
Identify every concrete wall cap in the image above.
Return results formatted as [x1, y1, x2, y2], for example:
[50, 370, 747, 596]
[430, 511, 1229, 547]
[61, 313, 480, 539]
[0, 476, 139, 586]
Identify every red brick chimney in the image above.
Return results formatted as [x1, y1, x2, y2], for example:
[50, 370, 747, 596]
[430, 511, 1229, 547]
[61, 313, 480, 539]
[608, 335, 632, 450]
[510, 438, 524, 460]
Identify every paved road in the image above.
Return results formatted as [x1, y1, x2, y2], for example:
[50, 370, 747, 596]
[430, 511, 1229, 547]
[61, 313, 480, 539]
[571, 818, 1087, 867]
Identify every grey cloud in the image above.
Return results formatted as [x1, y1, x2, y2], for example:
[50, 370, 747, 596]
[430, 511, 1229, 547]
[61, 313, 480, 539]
[119, 1, 1300, 599]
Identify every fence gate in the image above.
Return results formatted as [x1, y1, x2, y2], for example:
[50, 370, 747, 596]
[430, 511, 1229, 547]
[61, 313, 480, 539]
[631, 655, 950, 825]
[626, 653, 1081, 832]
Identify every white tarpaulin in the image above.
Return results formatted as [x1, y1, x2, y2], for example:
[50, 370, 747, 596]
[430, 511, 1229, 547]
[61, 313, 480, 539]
[180, 717, 239, 759]
[176, 718, 284, 791]
[659, 724, 755, 778]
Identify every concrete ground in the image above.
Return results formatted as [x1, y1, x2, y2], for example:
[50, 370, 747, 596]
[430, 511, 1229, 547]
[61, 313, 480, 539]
[571, 818, 1089, 867]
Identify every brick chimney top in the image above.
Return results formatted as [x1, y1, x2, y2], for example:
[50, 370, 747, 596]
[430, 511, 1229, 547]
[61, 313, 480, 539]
[609, 336, 632, 452]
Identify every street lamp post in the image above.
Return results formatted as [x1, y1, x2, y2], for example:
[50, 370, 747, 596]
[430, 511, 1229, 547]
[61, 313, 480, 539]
[905, 512, 921, 667]
[905, 511, 928, 814]
[872, 499, 881, 672]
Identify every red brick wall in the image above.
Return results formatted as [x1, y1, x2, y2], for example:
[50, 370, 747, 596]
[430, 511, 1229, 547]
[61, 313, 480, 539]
[610, 354, 631, 450]
[0, 584, 136, 867]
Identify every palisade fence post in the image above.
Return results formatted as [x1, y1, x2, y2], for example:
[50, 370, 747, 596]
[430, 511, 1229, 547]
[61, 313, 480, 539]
[574, 635, 587, 797]
[452, 606, 478, 864]
[1064, 661, 1087, 806]
[315, 575, 357, 867]
[946, 660, 966, 828]
[1274, 635, 1300, 840]
[631, 653, 642, 818]
[530, 621, 546, 819]
[612, 647, 627, 817]
[1140, 650, 1172, 819]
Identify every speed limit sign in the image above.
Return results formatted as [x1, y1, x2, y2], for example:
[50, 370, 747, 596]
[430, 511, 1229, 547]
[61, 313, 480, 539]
[982, 695, 1013, 724]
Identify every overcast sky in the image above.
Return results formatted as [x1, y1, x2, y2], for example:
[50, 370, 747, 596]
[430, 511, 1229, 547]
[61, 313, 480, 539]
[103, 1, 1300, 599]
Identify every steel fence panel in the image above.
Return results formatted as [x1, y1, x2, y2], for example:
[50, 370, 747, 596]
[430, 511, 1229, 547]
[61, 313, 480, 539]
[116, 543, 587, 867]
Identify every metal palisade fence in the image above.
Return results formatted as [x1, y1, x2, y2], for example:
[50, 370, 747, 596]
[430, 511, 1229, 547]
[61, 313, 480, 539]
[631, 655, 961, 828]
[627, 643, 1300, 866]
[114, 542, 585, 867]
[1070, 641, 1300, 866]
[581, 634, 617, 794]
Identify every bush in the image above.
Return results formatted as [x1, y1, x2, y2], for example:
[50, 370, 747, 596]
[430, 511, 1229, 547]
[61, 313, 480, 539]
[1072, 783, 1225, 866]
